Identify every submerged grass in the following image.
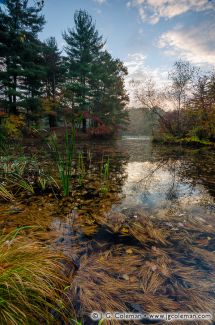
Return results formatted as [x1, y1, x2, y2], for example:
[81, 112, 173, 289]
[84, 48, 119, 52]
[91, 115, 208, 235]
[67, 210, 215, 324]
[0, 229, 70, 325]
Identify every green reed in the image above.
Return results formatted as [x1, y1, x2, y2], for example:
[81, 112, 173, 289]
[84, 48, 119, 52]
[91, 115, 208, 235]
[77, 152, 85, 185]
[100, 156, 110, 194]
[49, 128, 76, 196]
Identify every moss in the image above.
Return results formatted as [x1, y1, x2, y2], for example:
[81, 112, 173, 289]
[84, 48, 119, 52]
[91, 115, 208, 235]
[153, 133, 214, 148]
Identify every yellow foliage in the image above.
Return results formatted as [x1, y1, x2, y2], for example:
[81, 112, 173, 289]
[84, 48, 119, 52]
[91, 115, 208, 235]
[41, 97, 60, 113]
[4, 115, 25, 138]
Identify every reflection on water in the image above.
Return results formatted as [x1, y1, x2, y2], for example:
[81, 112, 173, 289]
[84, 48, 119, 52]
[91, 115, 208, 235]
[115, 160, 213, 219]
[71, 136, 215, 224]
[1, 137, 215, 323]
[1, 137, 214, 229]
[110, 137, 215, 223]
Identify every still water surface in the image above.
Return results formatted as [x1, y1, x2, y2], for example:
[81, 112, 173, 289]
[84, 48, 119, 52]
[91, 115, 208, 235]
[77, 136, 215, 224]
[112, 136, 214, 223]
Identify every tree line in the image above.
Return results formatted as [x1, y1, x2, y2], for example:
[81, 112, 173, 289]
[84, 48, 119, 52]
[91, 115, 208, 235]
[0, 0, 129, 137]
[133, 60, 215, 143]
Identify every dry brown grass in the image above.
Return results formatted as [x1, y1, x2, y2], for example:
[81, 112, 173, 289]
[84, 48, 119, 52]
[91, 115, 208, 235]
[0, 231, 71, 325]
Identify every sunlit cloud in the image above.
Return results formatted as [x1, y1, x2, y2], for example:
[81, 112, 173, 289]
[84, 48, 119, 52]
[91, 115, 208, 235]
[124, 53, 147, 75]
[158, 20, 215, 66]
[94, 0, 106, 4]
[124, 52, 168, 85]
[127, 0, 215, 24]
[124, 53, 169, 106]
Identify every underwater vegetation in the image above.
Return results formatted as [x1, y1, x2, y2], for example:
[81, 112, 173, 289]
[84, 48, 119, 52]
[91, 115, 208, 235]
[1, 212, 215, 324]
[65, 210, 215, 324]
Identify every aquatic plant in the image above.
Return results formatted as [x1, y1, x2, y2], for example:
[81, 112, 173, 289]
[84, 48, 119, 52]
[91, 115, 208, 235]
[101, 156, 110, 181]
[100, 156, 110, 194]
[49, 128, 76, 196]
[67, 209, 215, 324]
[77, 152, 85, 185]
[0, 229, 70, 325]
[17, 178, 35, 194]
[87, 149, 93, 167]
[0, 184, 15, 201]
[37, 167, 60, 193]
[0, 131, 7, 152]
[37, 175, 48, 191]
[0, 156, 28, 176]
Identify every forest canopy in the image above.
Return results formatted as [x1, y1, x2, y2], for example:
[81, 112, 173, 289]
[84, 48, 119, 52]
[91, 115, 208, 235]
[0, 1, 129, 137]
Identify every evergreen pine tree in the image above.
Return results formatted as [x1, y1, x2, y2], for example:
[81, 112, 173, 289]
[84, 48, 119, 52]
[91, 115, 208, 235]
[91, 51, 129, 130]
[42, 37, 64, 127]
[0, 0, 45, 118]
[63, 10, 104, 131]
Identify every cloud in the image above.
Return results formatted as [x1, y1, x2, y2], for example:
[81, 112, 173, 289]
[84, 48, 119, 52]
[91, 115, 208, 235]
[124, 53, 147, 76]
[94, 0, 106, 4]
[124, 52, 168, 85]
[124, 53, 169, 106]
[127, 0, 215, 24]
[158, 20, 215, 66]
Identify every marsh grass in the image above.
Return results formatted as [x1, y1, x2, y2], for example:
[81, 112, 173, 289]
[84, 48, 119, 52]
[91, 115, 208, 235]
[49, 128, 76, 196]
[0, 132, 114, 200]
[0, 229, 70, 325]
[87, 149, 93, 167]
[0, 184, 15, 201]
[0, 131, 6, 152]
[101, 156, 110, 181]
[17, 178, 35, 193]
[77, 152, 85, 185]
[100, 157, 110, 194]
[0, 155, 57, 200]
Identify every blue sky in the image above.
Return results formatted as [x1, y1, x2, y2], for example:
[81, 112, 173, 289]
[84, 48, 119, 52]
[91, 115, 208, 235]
[39, 0, 215, 90]
[1, 0, 214, 88]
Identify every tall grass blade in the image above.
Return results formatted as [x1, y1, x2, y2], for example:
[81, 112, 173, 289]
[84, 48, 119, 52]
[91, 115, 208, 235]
[49, 128, 76, 196]
[0, 184, 15, 201]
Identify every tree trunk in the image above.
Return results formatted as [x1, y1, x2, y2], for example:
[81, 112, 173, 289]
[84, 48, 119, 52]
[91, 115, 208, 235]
[49, 115, 57, 128]
[82, 118, 86, 133]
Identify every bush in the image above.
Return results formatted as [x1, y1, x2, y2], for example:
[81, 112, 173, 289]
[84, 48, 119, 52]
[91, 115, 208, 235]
[188, 126, 209, 140]
[3, 115, 25, 139]
[88, 124, 115, 138]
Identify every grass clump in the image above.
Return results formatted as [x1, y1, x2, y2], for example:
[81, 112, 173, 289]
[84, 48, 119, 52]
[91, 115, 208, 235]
[100, 157, 110, 194]
[49, 128, 76, 196]
[0, 230, 70, 325]
[0, 184, 15, 201]
[77, 152, 85, 185]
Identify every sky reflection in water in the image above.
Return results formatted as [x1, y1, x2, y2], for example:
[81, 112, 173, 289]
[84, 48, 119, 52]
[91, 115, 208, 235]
[112, 137, 215, 223]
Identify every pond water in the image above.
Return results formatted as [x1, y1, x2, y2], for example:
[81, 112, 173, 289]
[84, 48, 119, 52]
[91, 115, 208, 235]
[112, 136, 215, 223]
[69, 136, 215, 225]
[1, 136, 215, 323]
[2, 136, 214, 251]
